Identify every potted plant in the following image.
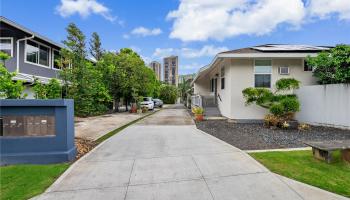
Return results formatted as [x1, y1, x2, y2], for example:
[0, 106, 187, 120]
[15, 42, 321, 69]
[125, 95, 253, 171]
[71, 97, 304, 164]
[136, 96, 143, 114]
[141, 106, 148, 113]
[192, 106, 204, 121]
[130, 103, 137, 113]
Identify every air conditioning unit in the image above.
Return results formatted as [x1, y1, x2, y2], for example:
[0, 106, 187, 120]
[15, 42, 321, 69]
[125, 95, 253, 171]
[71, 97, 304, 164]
[279, 67, 290, 75]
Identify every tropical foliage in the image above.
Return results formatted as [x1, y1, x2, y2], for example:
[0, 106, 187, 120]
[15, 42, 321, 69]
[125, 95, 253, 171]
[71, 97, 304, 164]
[0, 52, 26, 99]
[242, 78, 301, 127]
[159, 84, 178, 104]
[96, 49, 160, 111]
[307, 44, 350, 84]
[59, 23, 111, 116]
[33, 78, 62, 99]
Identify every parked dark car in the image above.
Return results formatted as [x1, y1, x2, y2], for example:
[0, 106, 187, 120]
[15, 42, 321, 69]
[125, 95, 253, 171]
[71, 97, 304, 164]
[153, 99, 163, 108]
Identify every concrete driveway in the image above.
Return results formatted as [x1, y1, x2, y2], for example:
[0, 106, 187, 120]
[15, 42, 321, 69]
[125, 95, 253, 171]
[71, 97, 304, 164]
[35, 106, 347, 200]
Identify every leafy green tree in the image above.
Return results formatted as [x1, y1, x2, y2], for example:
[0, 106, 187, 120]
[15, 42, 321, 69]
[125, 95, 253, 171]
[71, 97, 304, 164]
[178, 79, 192, 103]
[159, 84, 178, 104]
[0, 52, 26, 99]
[307, 44, 350, 84]
[33, 78, 62, 99]
[97, 48, 159, 111]
[89, 32, 104, 61]
[60, 23, 111, 116]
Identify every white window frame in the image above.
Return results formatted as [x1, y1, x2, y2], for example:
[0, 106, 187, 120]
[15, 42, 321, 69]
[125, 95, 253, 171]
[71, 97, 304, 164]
[278, 66, 290, 75]
[221, 66, 225, 90]
[254, 59, 272, 88]
[24, 39, 51, 68]
[52, 49, 62, 70]
[0, 37, 14, 57]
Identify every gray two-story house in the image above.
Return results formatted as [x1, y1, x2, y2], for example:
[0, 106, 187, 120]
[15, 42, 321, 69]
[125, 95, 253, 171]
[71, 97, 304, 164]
[0, 16, 65, 98]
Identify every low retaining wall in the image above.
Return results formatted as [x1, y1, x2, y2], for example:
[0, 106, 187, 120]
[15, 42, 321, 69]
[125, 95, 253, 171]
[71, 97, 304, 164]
[0, 99, 76, 165]
[296, 84, 350, 130]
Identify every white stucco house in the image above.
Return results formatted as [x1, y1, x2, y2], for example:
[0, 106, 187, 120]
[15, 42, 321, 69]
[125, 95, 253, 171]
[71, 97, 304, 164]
[191, 44, 331, 121]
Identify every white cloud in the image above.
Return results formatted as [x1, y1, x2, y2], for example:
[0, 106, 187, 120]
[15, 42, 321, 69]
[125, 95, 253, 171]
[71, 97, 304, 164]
[167, 0, 305, 42]
[141, 55, 152, 64]
[56, 0, 117, 22]
[308, 0, 350, 20]
[131, 27, 162, 37]
[152, 45, 228, 58]
[129, 45, 141, 53]
[122, 34, 130, 39]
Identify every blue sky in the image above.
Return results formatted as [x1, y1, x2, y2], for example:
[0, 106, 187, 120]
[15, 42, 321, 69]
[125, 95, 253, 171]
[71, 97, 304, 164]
[2, 0, 350, 75]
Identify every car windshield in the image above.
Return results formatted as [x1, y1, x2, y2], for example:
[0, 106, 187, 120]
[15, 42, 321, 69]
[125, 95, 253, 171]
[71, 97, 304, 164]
[143, 97, 151, 101]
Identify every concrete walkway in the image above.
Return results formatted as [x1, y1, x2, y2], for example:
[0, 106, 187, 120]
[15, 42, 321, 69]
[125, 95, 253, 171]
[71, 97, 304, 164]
[75, 111, 151, 141]
[35, 107, 348, 200]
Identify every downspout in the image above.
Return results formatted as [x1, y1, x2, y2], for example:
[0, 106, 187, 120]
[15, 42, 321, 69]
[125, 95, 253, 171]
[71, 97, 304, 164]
[16, 35, 34, 73]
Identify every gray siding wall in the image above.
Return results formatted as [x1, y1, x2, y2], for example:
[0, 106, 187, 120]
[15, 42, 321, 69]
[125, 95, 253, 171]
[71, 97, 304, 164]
[18, 40, 60, 78]
[2, 34, 60, 79]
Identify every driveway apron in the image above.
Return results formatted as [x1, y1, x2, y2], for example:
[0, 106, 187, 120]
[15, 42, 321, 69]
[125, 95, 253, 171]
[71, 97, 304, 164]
[34, 106, 348, 200]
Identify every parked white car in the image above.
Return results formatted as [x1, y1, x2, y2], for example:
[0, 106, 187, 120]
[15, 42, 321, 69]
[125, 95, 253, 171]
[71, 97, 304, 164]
[141, 97, 154, 110]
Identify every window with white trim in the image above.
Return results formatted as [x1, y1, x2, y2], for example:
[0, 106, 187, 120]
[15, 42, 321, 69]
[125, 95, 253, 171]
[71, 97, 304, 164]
[26, 40, 50, 67]
[0, 38, 13, 57]
[254, 60, 272, 88]
[221, 66, 225, 90]
[278, 66, 289, 75]
[52, 49, 61, 70]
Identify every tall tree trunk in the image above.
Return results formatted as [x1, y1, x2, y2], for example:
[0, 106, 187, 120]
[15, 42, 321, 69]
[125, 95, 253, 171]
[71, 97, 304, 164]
[125, 98, 128, 111]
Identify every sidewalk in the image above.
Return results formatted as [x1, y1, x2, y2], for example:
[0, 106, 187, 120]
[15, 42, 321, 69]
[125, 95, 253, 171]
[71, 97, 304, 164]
[75, 111, 150, 141]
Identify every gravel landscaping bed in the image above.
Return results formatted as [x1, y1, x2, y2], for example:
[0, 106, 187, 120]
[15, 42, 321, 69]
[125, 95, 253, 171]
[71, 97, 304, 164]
[196, 120, 350, 150]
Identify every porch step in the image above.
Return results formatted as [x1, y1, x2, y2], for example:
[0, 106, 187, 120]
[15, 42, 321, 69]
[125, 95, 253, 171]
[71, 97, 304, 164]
[204, 106, 221, 117]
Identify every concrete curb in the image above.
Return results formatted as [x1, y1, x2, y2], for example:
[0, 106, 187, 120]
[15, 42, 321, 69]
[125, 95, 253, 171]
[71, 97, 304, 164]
[245, 147, 312, 153]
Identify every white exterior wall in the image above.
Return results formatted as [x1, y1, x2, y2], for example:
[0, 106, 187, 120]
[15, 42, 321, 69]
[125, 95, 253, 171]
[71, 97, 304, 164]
[296, 84, 350, 129]
[228, 58, 317, 119]
[229, 59, 267, 119]
[194, 57, 317, 119]
[193, 77, 211, 96]
[23, 85, 35, 99]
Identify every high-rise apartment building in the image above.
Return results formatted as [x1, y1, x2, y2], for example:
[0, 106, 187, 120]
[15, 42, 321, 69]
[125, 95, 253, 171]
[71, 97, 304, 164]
[149, 61, 161, 81]
[163, 56, 178, 86]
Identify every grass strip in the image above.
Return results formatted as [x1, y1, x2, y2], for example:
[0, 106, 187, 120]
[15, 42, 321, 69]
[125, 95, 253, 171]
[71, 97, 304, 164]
[0, 163, 70, 200]
[95, 110, 158, 144]
[250, 150, 350, 198]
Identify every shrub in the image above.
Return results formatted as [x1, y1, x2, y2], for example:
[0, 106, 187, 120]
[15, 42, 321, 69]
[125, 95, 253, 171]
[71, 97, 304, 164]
[0, 61, 26, 99]
[298, 123, 311, 131]
[33, 78, 62, 99]
[264, 114, 280, 127]
[242, 78, 301, 128]
[192, 106, 204, 115]
[280, 97, 300, 113]
[269, 103, 285, 116]
[307, 44, 350, 84]
[275, 78, 300, 92]
[159, 84, 178, 104]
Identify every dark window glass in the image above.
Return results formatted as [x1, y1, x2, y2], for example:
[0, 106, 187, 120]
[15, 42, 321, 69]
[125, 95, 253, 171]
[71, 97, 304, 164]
[221, 78, 225, 89]
[255, 74, 271, 88]
[304, 60, 313, 71]
[53, 50, 61, 69]
[39, 45, 49, 66]
[0, 38, 12, 56]
[26, 40, 39, 64]
[210, 79, 214, 92]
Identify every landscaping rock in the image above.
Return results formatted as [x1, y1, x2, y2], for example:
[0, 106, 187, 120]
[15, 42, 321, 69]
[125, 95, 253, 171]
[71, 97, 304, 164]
[195, 120, 350, 150]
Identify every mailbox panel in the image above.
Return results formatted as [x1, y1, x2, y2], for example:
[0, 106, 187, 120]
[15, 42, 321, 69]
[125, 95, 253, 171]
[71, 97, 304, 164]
[1, 115, 55, 137]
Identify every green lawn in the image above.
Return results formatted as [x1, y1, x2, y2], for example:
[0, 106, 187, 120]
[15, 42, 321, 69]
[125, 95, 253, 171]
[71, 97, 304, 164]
[0, 163, 69, 200]
[250, 150, 350, 198]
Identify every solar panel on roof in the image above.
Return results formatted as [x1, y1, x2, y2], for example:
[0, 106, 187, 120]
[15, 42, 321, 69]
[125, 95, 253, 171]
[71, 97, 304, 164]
[252, 44, 330, 51]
